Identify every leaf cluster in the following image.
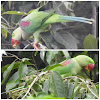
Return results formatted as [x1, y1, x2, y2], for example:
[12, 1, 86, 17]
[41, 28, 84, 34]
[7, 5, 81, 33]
[1, 51, 99, 99]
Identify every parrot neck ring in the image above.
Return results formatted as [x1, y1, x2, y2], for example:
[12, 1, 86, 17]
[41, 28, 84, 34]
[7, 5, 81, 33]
[84, 64, 94, 71]
[11, 38, 21, 48]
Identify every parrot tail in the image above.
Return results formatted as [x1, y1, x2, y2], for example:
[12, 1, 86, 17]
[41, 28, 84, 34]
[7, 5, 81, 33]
[60, 16, 94, 24]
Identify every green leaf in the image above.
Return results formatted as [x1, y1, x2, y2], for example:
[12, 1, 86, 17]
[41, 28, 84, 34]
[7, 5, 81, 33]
[62, 51, 71, 59]
[18, 63, 24, 79]
[2, 62, 15, 85]
[43, 79, 49, 93]
[2, 61, 21, 73]
[46, 51, 58, 64]
[85, 93, 95, 99]
[1, 24, 10, 33]
[6, 84, 24, 94]
[65, 80, 69, 98]
[1, 64, 10, 73]
[1, 28, 8, 38]
[88, 80, 99, 98]
[27, 9, 35, 15]
[1, 4, 3, 12]
[26, 94, 65, 99]
[72, 78, 79, 98]
[83, 34, 97, 49]
[68, 83, 74, 98]
[48, 64, 63, 70]
[22, 58, 30, 62]
[8, 71, 19, 82]
[50, 71, 65, 97]
[34, 51, 38, 56]
[43, 63, 62, 72]
[2, 11, 26, 15]
[40, 51, 45, 61]
[6, 80, 19, 91]
[65, 79, 79, 99]
[79, 51, 88, 55]
[18, 63, 28, 80]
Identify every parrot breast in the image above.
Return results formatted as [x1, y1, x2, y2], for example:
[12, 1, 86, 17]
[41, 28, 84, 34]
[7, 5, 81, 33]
[20, 21, 30, 27]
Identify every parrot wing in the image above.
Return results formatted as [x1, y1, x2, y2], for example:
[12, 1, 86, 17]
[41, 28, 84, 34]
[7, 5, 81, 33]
[51, 58, 82, 76]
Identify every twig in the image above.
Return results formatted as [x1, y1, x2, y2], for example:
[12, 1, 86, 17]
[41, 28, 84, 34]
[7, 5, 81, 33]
[22, 71, 48, 99]
[12, 88, 27, 94]
[23, 41, 34, 49]
[1, 44, 11, 45]
[92, 5, 97, 38]
[17, 91, 25, 99]
[6, 52, 22, 61]
[1, 16, 10, 27]
[1, 86, 25, 94]
[32, 52, 38, 71]
[64, 76, 99, 99]
[1, 22, 9, 27]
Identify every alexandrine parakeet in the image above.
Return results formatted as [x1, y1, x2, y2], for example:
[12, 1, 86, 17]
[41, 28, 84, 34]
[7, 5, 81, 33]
[11, 4, 93, 49]
[50, 55, 94, 77]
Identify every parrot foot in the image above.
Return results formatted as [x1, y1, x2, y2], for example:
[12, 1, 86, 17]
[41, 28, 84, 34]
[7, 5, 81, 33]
[33, 42, 40, 49]
[33, 42, 47, 49]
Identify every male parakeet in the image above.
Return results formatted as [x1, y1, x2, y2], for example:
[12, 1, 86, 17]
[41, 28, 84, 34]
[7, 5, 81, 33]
[11, 4, 93, 49]
[50, 55, 94, 77]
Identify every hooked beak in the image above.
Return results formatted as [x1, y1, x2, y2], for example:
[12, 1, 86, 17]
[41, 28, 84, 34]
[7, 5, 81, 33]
[11, 38, 20, 48]
[84, 64, 95, 72]
[13, 44, 17, 48]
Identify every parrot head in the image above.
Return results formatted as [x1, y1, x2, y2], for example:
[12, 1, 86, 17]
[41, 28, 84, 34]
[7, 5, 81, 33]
[84, 63, 94, 72]
[75, 55, 95, 72]
[83, 56, 95, 71]
[11, 27, 25, 48]
[11, 27, 32, 48]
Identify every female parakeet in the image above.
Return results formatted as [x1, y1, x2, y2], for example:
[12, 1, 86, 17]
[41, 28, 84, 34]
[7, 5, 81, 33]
[11, 5, 93, 49]
[50, 55, 94, 77]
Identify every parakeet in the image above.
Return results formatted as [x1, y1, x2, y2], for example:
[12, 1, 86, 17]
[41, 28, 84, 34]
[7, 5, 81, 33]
[11, 4, 93, 49]
[50, 55, 94, 77]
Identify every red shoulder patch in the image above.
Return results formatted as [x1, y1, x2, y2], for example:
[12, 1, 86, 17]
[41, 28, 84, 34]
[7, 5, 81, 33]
[60, 60, 71, 67]
[20, 21, 30, 27]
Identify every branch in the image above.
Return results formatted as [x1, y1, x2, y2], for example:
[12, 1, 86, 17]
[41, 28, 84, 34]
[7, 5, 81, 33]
[22, 71, 48, 99]
[6, 52, 22, 61]
[92, 5, 97, 38]
[64, 76, 99, 99]
[1, 16, 10, 27]
[23, 41, 34, 49]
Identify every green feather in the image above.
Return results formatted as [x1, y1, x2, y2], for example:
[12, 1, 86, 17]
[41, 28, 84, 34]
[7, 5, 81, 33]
[12, 3, 93, 47]
[50, 55, 94, 77]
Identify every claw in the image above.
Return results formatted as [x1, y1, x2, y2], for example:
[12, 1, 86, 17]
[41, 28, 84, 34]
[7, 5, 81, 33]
[33, 42, 40, 49]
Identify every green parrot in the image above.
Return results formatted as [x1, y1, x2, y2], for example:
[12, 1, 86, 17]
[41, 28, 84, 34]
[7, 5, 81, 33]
[11, 5, 93, 49]
[50, 55, 95, 77]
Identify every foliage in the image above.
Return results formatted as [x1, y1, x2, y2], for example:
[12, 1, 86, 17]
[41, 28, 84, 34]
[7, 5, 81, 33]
[1, 51, 99, 99]
[1, 1, 98, 49]
[83, 34, 97, 49]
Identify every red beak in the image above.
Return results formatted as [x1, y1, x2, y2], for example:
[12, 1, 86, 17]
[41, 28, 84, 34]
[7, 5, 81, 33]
[84, 64, 94, 71]
[11, 38, 20, 48]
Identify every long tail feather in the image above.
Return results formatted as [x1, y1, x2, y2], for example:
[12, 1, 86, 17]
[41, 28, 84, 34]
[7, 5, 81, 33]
[60, 16, 94, 24]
